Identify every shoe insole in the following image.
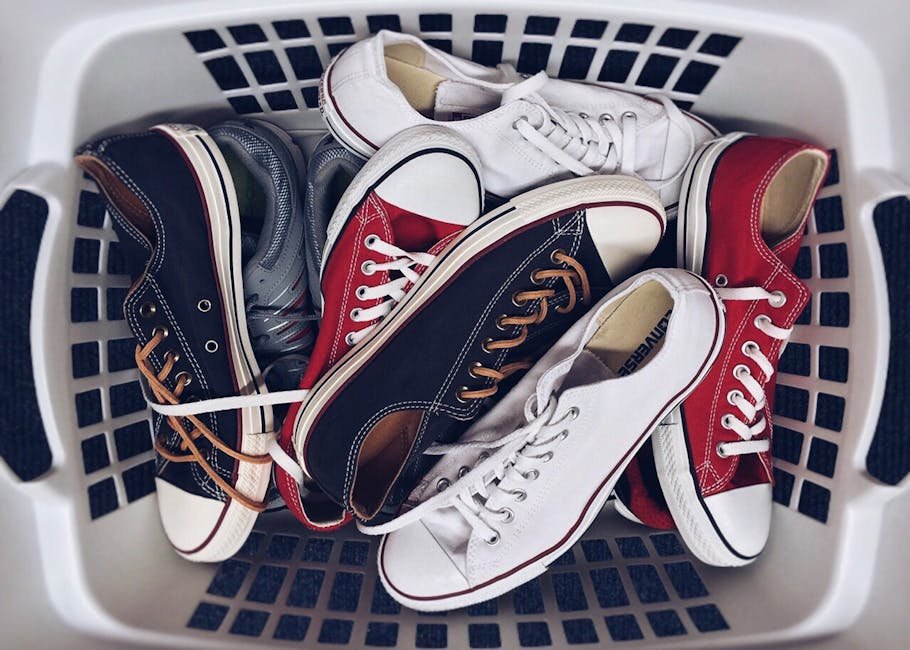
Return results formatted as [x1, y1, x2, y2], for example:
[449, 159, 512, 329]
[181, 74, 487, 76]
[761, 149, 828, 248]
[385, 43, 446, 116]
[584, 280, 674, 376]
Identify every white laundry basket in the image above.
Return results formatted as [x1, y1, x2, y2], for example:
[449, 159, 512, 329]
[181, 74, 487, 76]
[1, 1, 909, 647]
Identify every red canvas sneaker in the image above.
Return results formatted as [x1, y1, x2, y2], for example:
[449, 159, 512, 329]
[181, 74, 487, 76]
[273, 126, 483, 530]
[650, 132, 829, 566]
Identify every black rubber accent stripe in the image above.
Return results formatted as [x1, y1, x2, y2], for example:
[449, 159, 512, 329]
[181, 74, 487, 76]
[195, 134, 267, 434]
[0, 190, 52, 480]
[321, 146, 484, 269]
[867, 196, 910, 484]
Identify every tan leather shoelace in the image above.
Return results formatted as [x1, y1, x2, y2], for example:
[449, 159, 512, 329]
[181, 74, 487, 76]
[458, 251, 591, 401]
[135, 327, 270, 511]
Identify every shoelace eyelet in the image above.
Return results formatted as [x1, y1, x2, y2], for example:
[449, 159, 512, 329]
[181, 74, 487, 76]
[196, 299, 211, 313]
[716, 442, 729, 458]
[549, 248, 567, 265]
[715, 274, 729, 287]
[468, 361, 484, 378]
[485, 531, 501, 546]
[456, 388, 470, 403]
[350, 308, 362, 320]
[599, 113, 614, 123]
[344, 332, 357, 346]
[733, 363, 750, 380]
[720, 414, 735, 429]
[364, 234, 379, 248]
[458, 466, 470, 478]
[770, 290, 787, 307]
[621, 110, 638, 120]
[482, 338, 495, 354]
[361, 261, 376, 276]
[540, 451, 554, 463]
[175, 371, 193, 387]
[567, 406, 580, 420]
[727, 389, 744, 406]
[522, 469, 540, 481]
[511, 292, 528, 307]
[479, 451, 490, 461]
[140, 302, 157, 318]
[436, 477, 450, 492]
[495, 316, 510, 332]
[204, 340, 219, 353]
[495, 507, 514, 523]
[754, 314, 772, 328]
[164, 350, 180, 364]
[742, 340, 759, 356]
[151, 325, 169, 339]
[558, 429, 570, 441]
[510, 488, 527, 502]
[355, 285, 368, 300]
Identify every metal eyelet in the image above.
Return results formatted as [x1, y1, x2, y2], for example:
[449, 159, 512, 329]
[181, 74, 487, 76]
[482, 338, 495, 354]
[151, 325, 169, 339]
[456, 388, 470, 403]
[540, 451, 555, 463]
[621, 110, 637, 120]
[204, 340, 219, 353]
[558, 430, 570, 441]
[529, 270, 546, 286]
[770, 290, 787, 307]
[511, 292, 528, 307]
[495, 316, 510, 331]
[350, 308, 362, 320]
[733, 364, 750, 380]
[364, 234, 379, 248]
[164, 350, 180, 364]
[196, 299, 211, 313]
[175, 371, 193, 386]
[567, 407, 580, 420]
[468, 361, 484, 378]
[510, 489, 527, 502]
[458, 466, 470, 478]
[361, 261, 376, 276]
[140, 302, 157, 318]
[715, 274, 728, 287]
[523, 469, 540, 481]
[485, 532, 501, 546]
[479, 452, 490, 461]
[549, 249, 567, 264]
[436, 477, 451, 492]
[727, 390, 743, 406]
[599, 113, 614, 123]
[741, 340, 759, 356]
[495, 507, 515, 523]
[577, 111, 589, 119]
[754, 314, 771, 328]
[720, 414, 734, 429]
[355, 286, 368, 300]
[716, 442, 729, 458]
[345, 332, 357, 346]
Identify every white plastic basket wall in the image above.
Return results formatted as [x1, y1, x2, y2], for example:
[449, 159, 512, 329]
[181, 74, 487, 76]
[1, 1, 909, 648]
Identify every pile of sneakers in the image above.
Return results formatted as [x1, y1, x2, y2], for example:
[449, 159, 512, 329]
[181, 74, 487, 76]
[76, 31, 829, 607]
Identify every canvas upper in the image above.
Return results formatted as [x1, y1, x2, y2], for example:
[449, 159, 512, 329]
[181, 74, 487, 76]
[319, 30, 717, 210]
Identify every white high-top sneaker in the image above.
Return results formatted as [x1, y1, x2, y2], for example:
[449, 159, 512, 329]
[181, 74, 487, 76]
[361, 268, 725, 611]
[320, 31, 717, 212]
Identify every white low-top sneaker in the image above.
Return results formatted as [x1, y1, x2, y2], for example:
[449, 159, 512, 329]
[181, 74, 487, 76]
[364, 268, 725, 611]
[319, 31, 717, 211]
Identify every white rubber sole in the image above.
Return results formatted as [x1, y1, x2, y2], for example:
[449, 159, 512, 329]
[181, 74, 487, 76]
[152, 124, 273, 562]
[293, 175, 664, 485]
[378, 279, 725, 611]
[664, 129, 760, 567]
[676, 131, 750, 273]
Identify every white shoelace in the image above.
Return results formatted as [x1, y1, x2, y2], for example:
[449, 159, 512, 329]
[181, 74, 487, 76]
[362, 396, 579, 541]
[345, 235, 436, 346]
[714, 287, 793, 457]
[501, 71, 694, 188]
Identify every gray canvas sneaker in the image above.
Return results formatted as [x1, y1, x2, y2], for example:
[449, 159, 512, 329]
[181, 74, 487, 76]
[211, 119, 316, 389]
[303, 133, 364, 311]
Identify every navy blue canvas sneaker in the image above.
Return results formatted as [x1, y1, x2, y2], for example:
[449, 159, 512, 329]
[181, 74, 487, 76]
[77, 124, 279, 561]
[291, 175, 666, 525]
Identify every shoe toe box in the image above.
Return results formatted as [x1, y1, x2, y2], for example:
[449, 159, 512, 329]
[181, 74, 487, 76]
[379, 521, 470, 601]
[156, 478, 229, 558]
[703, 482, 772, 561]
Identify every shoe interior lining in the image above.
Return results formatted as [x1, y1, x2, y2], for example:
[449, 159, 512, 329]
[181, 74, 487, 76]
[351, 408, 425, 519]
[219, 146, 267, 239]
[584, 280, 675, 375]
[385, 43, 445, 116]
[761, 149, 828, 248]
